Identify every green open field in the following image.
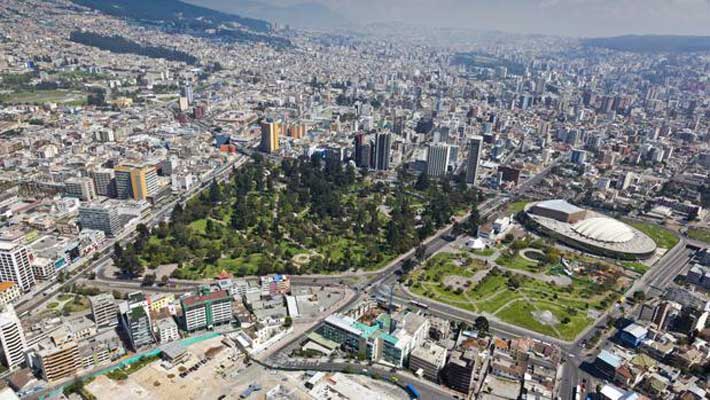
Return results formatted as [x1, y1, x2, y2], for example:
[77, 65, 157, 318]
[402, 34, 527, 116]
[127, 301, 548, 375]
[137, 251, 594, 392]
[688, 227, 710, 244]
[504, 200, 529, 215]
[0, 89, 87, 105]
[495, 252, 541, 272]
[627, 220, 679, 249]
[409, 251, 625, 341]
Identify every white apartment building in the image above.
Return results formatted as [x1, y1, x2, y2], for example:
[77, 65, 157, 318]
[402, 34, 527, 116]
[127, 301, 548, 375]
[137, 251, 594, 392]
[0, 305, 27, 369]
[0, 241, 36, 292]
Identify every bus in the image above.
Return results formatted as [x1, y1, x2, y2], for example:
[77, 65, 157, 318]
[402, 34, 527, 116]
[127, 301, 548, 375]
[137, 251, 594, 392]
[405, 383, 421, 399]
[409, 300, 429, 309]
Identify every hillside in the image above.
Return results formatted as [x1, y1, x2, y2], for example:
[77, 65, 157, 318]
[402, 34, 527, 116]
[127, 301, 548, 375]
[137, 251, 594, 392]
[71, 0, 271, 33]
[183, 0, 351, 30]
[583, 35, 710, 53]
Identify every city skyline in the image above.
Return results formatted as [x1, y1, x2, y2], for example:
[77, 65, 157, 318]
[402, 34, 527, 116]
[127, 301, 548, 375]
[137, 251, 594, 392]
[0, 0, 708, 399]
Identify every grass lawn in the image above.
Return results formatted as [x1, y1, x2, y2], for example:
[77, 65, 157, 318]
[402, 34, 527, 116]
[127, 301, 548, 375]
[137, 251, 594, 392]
[627, 221, 679, 249]
[214, 253, 264, 276]
[495, 301, 559, 337]
[621, 261, 649, 274]
[504, 200, 529, 215]
[0, 89, 87, 105]
[688, 227, 710, 244]
[472, 248, 496, 257]
[62, 296, 90, 314]
[409, 261, 615, 340]
[189, 219, 207, 234]
[495, 252, 541, 272]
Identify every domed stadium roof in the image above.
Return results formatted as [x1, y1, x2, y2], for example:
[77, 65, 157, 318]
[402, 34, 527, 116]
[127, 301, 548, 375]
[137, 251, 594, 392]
[572, 217, 635, 243]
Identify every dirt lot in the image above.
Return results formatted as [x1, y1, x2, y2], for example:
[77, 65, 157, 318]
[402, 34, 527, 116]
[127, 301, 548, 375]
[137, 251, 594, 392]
[86, 336, 314, 400]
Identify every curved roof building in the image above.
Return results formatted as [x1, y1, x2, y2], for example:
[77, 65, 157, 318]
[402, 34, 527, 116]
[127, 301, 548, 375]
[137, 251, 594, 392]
[523, 200, 658, 259]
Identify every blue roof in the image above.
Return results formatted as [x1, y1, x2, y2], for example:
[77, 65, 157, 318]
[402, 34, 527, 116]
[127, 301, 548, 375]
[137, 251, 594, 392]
[597, 349, 622, 368]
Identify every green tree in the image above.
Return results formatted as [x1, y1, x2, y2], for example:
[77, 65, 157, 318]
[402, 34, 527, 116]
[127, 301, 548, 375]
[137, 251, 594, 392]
[208, 179, 222, 204]
[414, 172, 430, 191]
[415, 244, 427, 261]
[474, 316, 490, 334]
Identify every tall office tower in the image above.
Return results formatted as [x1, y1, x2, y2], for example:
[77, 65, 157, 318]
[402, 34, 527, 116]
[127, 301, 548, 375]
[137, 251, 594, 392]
[426, 143, 451, 177]
[89, 293, 118, 328]
[180, 81, 194, 105]
[600, 95, 614, 114]
[114, 163, 159, 201]
[88, 168, 116, 197]
[465, 136, 483, 185]
[535, 76, 546, 95]
[0, 241, 35, 292]
[374, 132, 392, 171]
[260, 120, 281, 154]
[79, 204, 122, 237]
[0, 305, 27, 369]
[63, 177, 97, 201]
[353, 133, 370, 168]
[570, 149, 587, 165]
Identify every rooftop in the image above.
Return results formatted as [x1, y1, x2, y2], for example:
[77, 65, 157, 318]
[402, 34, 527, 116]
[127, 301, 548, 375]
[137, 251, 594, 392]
[182, 289, 230, 308]
[533, 199, 584, 214]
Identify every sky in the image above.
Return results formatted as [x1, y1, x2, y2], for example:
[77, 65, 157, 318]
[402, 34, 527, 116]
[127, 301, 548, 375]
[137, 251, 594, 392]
[192, 0, 710, 37]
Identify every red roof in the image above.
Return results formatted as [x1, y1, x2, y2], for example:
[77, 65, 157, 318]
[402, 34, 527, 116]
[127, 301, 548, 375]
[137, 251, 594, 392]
[182, 290, 230, 308]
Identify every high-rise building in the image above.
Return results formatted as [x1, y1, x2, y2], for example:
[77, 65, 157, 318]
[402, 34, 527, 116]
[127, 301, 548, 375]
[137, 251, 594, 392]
[88, 168, 116, 197]
[0, 305, 27, 369]
[35, 340, 80, 382]
[445, 350, 479, 393]
[180, 288, 231, 332]
[570, 149, 587, 165]
[89, 293, 118, 328]
[0, 241, 35, 293]
[260, 120, 281, 154]
[119, 292, 155, 351]
[374, 132, 392, 171]
[180, 81, 194, 105]
[621, 172, 635, 191]
[465, 136, 483, 185]
[64, 177, 96, 201]
[78, 204, 122, 237]
[287, 122, 306, 139]
[426, 143, 451, 177]
[353, 133, 371, 169]
[114, 163, 159, 201]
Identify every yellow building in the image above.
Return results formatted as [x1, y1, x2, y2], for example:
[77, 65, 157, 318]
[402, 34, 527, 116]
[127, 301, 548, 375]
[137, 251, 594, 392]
[148, 294, 175, 312]
[114, 163, 159, 201]
[111, 97, 133, 108]
[260, 120, 281, 153]
[0, 282, 20, 308]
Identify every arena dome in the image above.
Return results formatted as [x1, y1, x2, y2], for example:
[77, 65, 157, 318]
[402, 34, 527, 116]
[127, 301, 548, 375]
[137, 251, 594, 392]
[572, 217, 635, 243]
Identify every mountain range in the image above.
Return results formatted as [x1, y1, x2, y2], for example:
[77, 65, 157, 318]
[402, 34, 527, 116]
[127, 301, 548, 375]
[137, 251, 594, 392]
[182, 0, 350, 29]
